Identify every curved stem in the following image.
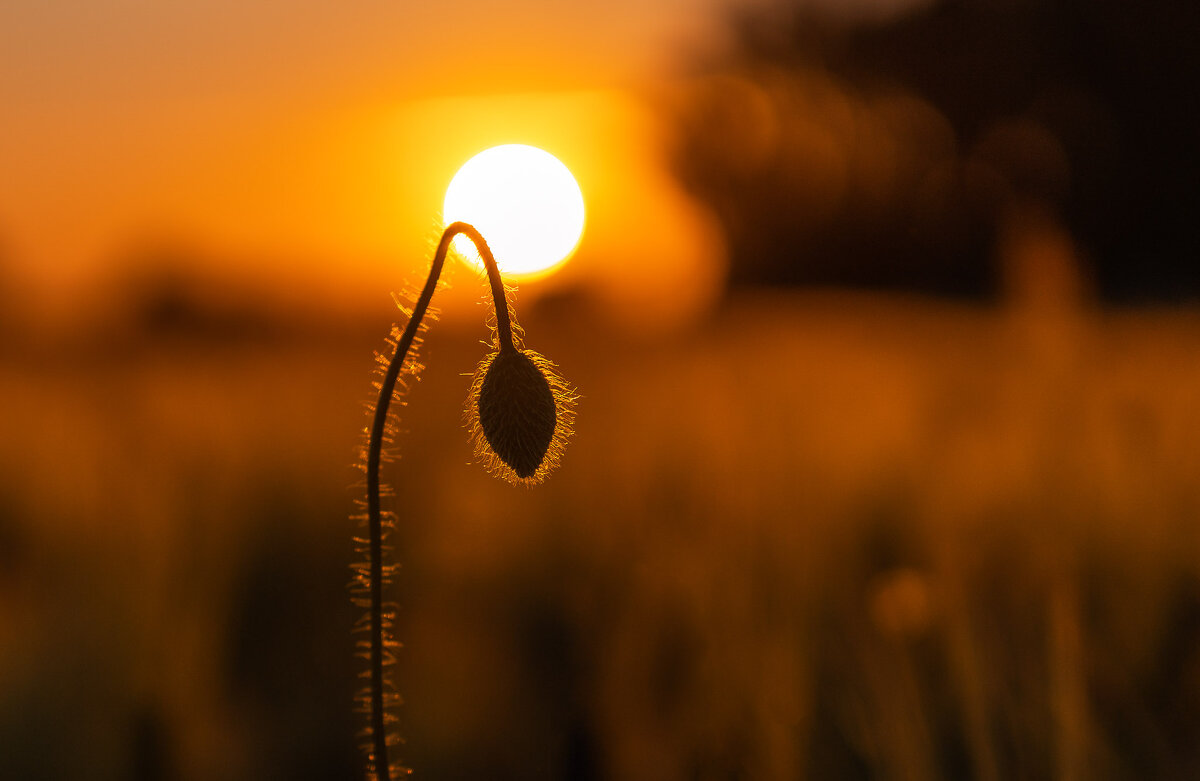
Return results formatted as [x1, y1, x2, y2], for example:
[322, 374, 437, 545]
[459, 222, 517, 354]
[364, 222, 511, 781]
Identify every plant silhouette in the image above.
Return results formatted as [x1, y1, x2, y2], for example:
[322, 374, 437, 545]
[352, 222, 575, 781]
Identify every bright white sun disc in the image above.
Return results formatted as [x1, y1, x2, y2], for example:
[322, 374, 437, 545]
[443, 144, 585, 276]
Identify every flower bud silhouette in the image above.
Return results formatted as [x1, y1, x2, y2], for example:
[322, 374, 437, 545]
[479, 350, 556, 476]
[467, 345, 574, 484]
[356, 221, 575, 781]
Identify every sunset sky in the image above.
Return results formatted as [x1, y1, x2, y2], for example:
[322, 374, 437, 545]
[1, 0, 746, 328]
[8, 0, 1190, 330]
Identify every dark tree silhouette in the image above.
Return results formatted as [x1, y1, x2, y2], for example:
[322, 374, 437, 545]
[668, 0, 1200, 301]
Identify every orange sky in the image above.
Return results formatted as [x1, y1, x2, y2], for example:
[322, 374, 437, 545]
[0, 0, 737, 331]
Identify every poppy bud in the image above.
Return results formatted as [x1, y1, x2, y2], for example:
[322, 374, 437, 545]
[467, 347, 575, 484]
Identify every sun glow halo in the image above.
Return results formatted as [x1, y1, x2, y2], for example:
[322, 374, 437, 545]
[443, 144, 585, 277]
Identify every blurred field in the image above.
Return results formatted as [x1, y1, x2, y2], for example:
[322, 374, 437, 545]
[2, 290, 1200, 780]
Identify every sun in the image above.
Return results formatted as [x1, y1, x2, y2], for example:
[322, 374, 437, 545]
[443, 144, 585, 277]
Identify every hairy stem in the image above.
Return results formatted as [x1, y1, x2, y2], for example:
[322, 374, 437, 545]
[364, 222, 510, 781]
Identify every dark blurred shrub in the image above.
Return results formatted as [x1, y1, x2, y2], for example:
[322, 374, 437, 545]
[668, 0, 1200, 301]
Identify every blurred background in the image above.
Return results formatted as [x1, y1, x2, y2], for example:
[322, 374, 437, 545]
[3, 0, 1200, 779]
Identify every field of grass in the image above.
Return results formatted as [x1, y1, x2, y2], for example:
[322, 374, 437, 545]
[1, 291, 1199, 780]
